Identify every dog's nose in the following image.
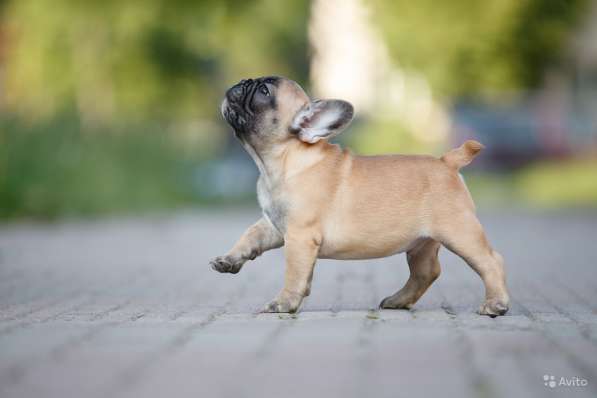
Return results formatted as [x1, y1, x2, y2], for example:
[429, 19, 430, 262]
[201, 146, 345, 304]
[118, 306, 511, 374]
[227, 79, 254, 102]
[228, 83, 244, 102]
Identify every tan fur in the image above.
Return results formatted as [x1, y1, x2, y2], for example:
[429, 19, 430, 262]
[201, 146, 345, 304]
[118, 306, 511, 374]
[212, 78, 510, 316]
[441, 140, 485, 169]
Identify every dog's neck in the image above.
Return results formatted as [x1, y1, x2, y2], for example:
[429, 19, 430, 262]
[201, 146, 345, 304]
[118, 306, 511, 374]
[241, 139, 335, 187]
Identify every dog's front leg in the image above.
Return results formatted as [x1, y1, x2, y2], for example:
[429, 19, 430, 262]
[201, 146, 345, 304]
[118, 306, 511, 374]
[210, 217, 283, 274]
[262, 230, 320, 313]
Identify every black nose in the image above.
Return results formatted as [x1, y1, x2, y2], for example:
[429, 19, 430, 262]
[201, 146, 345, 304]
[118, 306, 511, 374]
[227, 83, 242, 100]
[227, 79, 255, 102]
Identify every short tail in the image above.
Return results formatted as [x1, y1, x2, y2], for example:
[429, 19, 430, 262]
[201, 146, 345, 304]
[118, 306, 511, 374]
[441, 140, 485, 170]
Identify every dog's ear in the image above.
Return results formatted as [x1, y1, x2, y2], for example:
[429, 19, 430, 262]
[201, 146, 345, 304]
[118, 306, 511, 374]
[290, 99, 354, 143]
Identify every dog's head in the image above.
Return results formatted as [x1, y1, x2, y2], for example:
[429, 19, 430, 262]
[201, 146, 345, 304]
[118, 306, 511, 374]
[221, 76, 354, 151]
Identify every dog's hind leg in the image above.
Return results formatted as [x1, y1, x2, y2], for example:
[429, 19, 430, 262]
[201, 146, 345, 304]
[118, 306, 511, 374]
[380, 239, 441, 310]
[436, 212, 510, 317]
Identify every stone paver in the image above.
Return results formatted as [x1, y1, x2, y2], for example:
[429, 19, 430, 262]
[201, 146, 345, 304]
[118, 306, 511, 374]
[0, 209, 596, 398]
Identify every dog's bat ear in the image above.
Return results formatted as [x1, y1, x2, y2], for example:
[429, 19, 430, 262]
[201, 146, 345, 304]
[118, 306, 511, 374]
[290, 99, 354, 143]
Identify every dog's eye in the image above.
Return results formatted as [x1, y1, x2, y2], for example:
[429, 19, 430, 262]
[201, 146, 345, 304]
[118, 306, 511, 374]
[260, 86, 270, 96]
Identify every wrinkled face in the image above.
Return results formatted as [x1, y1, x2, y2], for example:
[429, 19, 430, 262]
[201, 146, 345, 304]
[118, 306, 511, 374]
[221, 77, 277, 136]
[221, 76, 354, 151]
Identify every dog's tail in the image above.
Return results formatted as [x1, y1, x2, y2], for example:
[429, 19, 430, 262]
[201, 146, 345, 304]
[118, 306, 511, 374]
[441, 140, 484, 170]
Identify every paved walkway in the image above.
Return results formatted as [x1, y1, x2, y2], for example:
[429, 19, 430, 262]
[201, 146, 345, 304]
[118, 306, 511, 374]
[0, 209, 596, 398]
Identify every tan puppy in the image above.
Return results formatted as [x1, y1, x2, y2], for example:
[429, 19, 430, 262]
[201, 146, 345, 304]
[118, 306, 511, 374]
[212, 76, 510, 317]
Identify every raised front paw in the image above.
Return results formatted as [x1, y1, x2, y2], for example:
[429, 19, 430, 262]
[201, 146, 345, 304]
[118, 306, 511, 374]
[261, 291, 304, 313]
[209, 255, 244, 274]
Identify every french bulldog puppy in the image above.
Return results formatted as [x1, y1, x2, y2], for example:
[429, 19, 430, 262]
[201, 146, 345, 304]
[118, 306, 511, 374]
[212, 76, 510, 317]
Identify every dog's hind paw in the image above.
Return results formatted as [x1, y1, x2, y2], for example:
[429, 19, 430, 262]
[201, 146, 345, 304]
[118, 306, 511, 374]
[379, 295, 413, 310]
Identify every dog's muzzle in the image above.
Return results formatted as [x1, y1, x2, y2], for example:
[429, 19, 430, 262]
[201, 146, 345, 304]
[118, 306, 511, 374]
[222, 79, 257, 132]
[227, 79, 252, 102]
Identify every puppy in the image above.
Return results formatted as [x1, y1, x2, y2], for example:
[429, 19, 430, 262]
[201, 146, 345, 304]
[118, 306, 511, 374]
[211, 76, 510, 317]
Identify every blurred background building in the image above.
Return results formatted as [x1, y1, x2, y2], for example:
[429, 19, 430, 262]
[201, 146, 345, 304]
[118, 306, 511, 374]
[0, 0, 596, 219]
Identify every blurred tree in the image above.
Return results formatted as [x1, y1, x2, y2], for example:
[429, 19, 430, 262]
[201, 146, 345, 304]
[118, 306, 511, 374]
[0, 0, 309, 125]
[370, 0, 587, 100]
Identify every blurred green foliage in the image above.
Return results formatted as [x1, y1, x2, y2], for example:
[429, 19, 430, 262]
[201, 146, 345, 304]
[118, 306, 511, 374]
[0, 117, 196, 219]
[345, 119, 442, 156]
[371, 0, 587, 99]
[516, 159, 597, 206]
[466, 158, 597, 208]
[1, 0, 309, 124]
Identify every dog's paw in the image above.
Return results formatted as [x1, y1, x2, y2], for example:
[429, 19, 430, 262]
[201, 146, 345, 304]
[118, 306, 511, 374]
[478, 298, 509, 317]
[379, 295, 413, 310]
[209, 255, 243, 274]
[261, 292, 303, 313]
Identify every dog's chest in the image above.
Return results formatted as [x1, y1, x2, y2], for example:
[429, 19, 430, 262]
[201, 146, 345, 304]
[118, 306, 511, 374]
[257, 177, 286, 233]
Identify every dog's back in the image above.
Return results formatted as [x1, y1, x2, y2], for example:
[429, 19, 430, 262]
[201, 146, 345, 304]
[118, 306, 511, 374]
[317, 143, 481, 259]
